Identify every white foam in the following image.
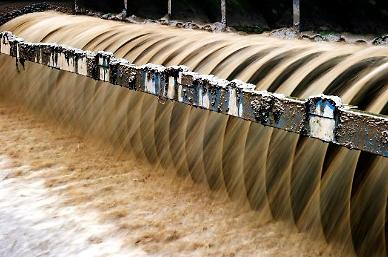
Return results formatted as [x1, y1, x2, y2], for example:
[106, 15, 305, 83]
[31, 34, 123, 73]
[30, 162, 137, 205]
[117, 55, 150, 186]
[0, 155, 151, 257]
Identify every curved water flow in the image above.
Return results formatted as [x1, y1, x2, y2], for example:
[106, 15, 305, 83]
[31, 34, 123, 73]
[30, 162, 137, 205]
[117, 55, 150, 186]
[0, 12, 387, 257]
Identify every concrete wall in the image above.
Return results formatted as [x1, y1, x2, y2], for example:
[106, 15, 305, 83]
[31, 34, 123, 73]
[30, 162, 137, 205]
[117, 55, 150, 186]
[75, 0, 388, 34]
[302, 0, 388, 34]
[77, 0, 123, 13]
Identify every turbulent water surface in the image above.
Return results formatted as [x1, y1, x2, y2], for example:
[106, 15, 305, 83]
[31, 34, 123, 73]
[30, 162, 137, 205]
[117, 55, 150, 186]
[0, 102, 340, 257]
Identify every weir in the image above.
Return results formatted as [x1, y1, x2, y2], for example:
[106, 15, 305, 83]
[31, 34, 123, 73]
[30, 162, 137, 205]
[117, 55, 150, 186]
[0, 8, 387, 257]
[0, 31, 387, 157]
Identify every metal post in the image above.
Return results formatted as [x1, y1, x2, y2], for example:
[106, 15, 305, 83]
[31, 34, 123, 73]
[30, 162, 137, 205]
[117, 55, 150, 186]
[168, 0, 172, 19]
[293, 0, 300, 31]
[221, 0, 226, 28]
[122, 0, 128, 17]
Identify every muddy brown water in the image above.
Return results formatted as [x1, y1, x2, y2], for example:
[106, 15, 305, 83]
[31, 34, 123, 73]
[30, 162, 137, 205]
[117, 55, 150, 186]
[0, 11, 387, 257]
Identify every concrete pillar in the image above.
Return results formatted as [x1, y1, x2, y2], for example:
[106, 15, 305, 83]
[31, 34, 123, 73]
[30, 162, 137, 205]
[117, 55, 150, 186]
[293, 0, 300, 31]
[221, 0, 226, 27]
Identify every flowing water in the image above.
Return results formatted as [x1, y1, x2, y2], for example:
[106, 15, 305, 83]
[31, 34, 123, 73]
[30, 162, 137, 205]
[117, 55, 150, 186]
[0, 11, 387, 257]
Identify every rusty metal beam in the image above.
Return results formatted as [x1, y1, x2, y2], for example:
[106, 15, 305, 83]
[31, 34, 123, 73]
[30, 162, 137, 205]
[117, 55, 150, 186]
[0, 31, 387, 157]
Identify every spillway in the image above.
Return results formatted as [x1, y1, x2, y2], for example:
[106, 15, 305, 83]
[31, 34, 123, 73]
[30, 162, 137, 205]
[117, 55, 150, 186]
[0, 11, 387, 257]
